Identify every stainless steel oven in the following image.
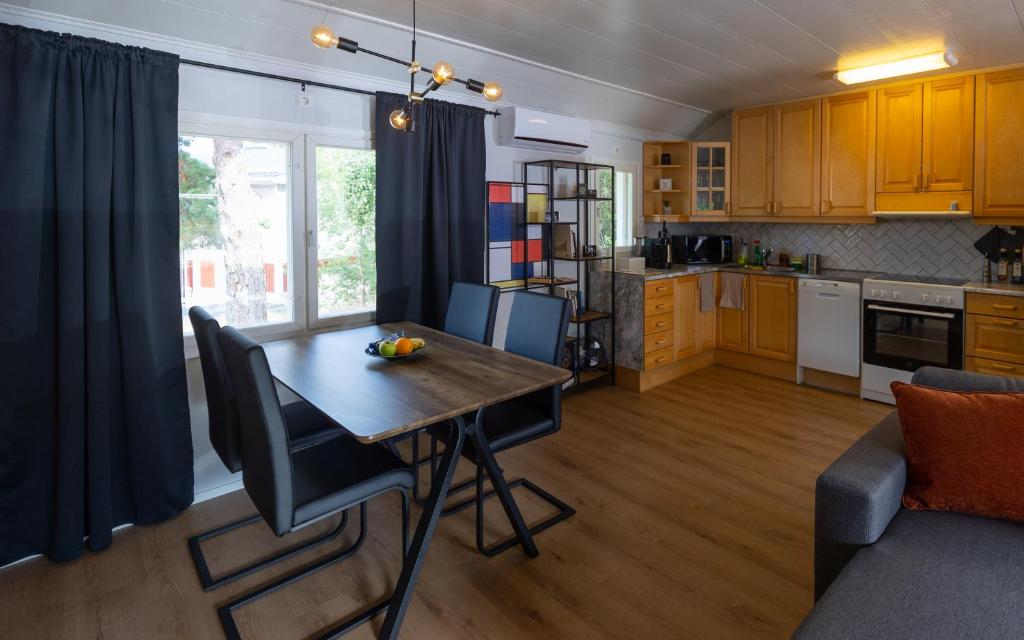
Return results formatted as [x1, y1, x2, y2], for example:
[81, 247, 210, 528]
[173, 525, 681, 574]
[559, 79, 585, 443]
[862, 301, 964, 372]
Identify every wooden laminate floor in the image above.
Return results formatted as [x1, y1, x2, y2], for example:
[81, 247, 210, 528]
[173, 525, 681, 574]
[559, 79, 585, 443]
[0, 366, 891, 640]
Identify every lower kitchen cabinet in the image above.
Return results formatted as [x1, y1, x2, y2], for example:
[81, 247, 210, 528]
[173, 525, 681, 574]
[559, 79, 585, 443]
[697, 277, 716, 352]
[965, 292, 1024, 378]
[674, 275, 699, 359]
[716, 274, 749, 353]
[966, 356, 1024, 378]
[748, 275, 798, 362]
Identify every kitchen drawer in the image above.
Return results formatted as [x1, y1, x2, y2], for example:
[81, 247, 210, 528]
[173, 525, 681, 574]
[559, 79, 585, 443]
[966, 314, 1024, 365]
[966, 293, 1024, 320]
[644, 312, 673, 335]
[966, 356, 1024, 379]
[644, 330, 673, 354]
[644, 346, 673, 370]
[644, 295, 674, 317]
[644, 280, 674, 300]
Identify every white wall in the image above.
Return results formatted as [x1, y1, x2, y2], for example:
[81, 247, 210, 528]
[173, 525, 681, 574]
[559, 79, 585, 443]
[0, 3, 668, 500]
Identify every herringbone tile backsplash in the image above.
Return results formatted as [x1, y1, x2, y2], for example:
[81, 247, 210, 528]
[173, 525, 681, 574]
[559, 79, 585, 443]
[646, 219, 992, 280]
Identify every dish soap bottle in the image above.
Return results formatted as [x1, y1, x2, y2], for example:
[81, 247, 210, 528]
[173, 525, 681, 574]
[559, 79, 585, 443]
[737, 240, 748, 266]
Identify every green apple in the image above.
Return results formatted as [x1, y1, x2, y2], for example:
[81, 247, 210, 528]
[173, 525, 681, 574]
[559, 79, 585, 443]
[378, 341, 397, 357]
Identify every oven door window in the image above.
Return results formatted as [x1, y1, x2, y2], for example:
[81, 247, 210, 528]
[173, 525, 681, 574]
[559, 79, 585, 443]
[864, 303, 963, 371]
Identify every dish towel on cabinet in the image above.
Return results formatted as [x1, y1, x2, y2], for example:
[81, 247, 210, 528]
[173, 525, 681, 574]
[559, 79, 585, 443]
[699, 273, 715, 312]
[719, 273, 745, 310]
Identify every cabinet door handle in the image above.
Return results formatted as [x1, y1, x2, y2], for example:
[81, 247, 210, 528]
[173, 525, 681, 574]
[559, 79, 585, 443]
[924, 172, 931, 191]
[992, 318, 1018, 327]
[989, 362, 1016, 371]
[725, 201, 731, 214]
[776, 201, 783, 214]
[993, 303, 1020, 311]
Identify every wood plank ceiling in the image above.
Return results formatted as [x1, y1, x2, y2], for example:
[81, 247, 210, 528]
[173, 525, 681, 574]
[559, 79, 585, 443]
[311, 0, 1024, 113]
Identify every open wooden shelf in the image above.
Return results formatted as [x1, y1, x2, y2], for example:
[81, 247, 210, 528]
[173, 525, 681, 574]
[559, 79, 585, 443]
[571, 310, 612, 323]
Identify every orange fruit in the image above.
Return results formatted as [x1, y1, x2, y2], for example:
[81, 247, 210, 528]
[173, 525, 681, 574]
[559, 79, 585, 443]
[395, 337, 413, 356]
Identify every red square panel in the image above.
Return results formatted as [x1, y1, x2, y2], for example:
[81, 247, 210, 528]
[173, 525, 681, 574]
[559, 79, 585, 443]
[511, 239, 542, 263]
[489, 183, 512, 203]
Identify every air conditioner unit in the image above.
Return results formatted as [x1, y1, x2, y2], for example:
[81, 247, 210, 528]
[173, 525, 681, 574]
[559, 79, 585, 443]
[495, 107, 590, 154]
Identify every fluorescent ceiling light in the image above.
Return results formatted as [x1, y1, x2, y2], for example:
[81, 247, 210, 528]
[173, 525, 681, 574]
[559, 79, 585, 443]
[835, 51, 957, 85]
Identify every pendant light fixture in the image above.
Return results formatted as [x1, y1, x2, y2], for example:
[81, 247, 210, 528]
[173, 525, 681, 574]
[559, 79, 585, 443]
[310, 0, 503, 132]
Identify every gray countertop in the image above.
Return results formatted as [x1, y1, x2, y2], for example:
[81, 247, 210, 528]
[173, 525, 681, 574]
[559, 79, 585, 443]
[964, 281, 1024, 298]
[615, 263, 879, 284]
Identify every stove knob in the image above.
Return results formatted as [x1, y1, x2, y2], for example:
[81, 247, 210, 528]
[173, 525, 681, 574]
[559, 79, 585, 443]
[891, 290, 900, 300]
[870, 289, 879, 297]
[921, 293, 931, 303]
[945, 296, 954, 305]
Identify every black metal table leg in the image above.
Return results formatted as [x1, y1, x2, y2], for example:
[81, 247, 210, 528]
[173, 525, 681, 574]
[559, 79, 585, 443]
[377, 417, 466, 640]
[467, 422, 539, 558]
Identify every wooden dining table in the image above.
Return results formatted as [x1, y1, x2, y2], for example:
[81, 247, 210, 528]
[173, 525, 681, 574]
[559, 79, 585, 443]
[261, 321, 571, 640]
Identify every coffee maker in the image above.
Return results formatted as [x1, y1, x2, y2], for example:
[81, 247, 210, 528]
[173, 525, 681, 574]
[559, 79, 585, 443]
[645, 222, 673, 269]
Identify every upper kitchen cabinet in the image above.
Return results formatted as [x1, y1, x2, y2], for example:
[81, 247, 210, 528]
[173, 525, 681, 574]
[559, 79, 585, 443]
[642, 140, 690, 222]
[821, 91, 875, 216]
[975, 68, 1024, 219]
[876, 84, 922, 193]
[876, 76, 974, 212]
[773, 99, 821, 216]
[691, 142, 730, 216]
[732, 107, 773, 216]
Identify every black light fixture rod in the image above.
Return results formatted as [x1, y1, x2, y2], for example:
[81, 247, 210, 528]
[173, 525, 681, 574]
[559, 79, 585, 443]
[357, 46, 413, 68]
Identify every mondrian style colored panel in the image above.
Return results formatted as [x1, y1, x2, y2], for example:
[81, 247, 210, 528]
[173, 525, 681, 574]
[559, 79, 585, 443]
[487, 182, 549, 288]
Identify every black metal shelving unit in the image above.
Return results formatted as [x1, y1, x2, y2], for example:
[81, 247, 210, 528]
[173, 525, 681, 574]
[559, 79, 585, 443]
[524, 159, 616, 390]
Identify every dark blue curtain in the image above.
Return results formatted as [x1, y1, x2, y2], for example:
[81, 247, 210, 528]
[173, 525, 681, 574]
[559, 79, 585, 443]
[0, 24, 192, 565]
[374, 92, 486, 328]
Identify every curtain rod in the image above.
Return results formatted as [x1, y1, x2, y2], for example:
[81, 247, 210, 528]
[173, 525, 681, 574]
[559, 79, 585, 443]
[178, 59, 501, 116]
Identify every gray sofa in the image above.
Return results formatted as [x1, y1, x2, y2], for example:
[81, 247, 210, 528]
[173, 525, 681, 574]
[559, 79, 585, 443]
[794, 367, 1024, 639]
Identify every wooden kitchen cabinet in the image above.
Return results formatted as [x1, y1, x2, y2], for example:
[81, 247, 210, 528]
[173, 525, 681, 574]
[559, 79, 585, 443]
[691, 142, 730, 216]
[673, 276, 699, 359]
[821, 91, 875, 216]
[967, 356, 1024, 379]
[922, 76, 974, 192]
[732, 107, 773, 215]
[748, 275, 797, 362]
[966, 314, 1024, 365]
[876, 77, 973, 211]
[876, 84, 922, 194]
[716, 273, 749, 353]
[773, 99, 820, 216]
[644, 282, 676, 370]
[975, 68, 1024, 218]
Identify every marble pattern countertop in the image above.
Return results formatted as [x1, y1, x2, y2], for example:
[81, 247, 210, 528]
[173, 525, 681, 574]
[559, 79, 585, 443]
[964, 281, 1024, 298]
[614, 264, 880, 284]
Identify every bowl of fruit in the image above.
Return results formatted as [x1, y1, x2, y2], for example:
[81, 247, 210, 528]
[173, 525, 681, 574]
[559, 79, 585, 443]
[365, 331, 427, 361]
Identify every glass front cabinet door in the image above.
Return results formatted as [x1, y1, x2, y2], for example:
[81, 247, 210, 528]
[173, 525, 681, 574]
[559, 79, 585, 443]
[690, 142, 730, 216]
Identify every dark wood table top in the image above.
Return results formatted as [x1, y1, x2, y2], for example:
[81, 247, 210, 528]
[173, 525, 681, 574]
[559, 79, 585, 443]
[262, 322, 571, 443]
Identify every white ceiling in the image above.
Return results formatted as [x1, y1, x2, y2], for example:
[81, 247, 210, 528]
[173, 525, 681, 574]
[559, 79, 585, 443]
[310, 0, 1024, 112]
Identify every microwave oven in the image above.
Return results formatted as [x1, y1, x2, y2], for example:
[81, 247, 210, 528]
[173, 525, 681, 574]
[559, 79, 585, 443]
[672, 235, 733, 264]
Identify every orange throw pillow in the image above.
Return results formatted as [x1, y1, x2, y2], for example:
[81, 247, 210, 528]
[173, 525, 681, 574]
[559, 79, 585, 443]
[892, 381, 1024, 522]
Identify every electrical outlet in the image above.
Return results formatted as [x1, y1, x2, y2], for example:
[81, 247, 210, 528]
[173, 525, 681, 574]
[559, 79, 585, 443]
[296, 93, 312, 108]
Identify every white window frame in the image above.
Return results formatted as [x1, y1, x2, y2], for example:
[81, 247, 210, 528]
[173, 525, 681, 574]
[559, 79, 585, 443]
[305, 133, 377, 331]
[590, 159, 640, 250]
[178, 118, 308, 357]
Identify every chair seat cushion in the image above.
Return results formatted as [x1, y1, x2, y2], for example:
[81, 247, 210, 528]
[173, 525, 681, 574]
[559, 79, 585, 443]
[794, 509, 1024, 639]
[432, 400, 555, 461]
[291, 435, 414, 529]
[281, 401, 344, 452]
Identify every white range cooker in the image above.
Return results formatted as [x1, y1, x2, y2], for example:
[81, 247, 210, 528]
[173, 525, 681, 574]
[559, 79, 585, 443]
[860, 274, 967, 404]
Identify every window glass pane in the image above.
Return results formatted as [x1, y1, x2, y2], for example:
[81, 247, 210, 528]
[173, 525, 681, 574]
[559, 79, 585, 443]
[179, 135, 293, 333]
[712, 146, 726, 167]
[595, 168, 635, 248]
[712, 168, 725, 188]
[696, 191, 710, 210]
[696, 168, 710, 188]
[712, 191, 725, 210]
[315, 146, 377, 318]
[696, 146, 710, 166]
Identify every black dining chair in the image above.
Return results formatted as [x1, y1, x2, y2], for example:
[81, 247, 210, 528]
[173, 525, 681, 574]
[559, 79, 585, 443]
[407, 281, 499, 500]
[215, 326, 415, 639]
[430, 290, 576, 556]
[187, 306, 346, 591]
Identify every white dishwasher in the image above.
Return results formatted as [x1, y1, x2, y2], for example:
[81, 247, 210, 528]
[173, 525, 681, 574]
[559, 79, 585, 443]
[797, 279, 862, 379]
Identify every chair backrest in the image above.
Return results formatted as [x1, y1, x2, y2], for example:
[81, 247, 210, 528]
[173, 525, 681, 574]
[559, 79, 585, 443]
[505, 291, 571, 366]
[216, 327, 295, 536]
[444, 281, 500, 345]
[188, 306, 243, 473]
[502, 291, 571, 431]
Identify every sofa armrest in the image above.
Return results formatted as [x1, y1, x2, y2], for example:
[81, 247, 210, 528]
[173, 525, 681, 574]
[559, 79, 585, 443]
[814, 412, 905, 599]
